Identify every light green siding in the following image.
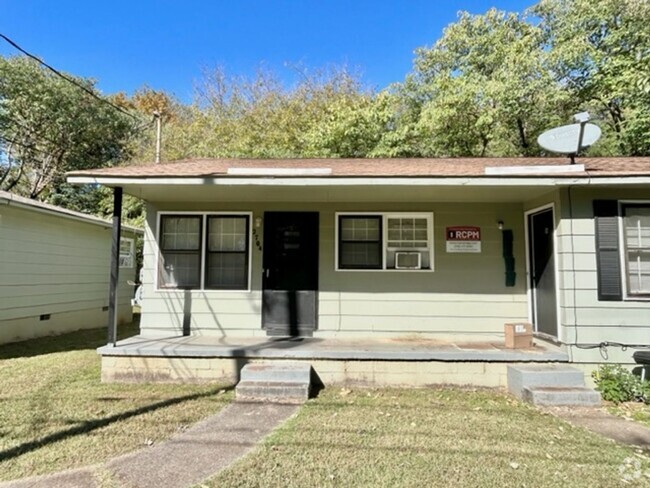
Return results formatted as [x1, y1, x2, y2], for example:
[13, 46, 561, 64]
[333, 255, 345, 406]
[555, 187, 650, 363]
[0, 203, 136, 344]
[140, 201, 528, 339]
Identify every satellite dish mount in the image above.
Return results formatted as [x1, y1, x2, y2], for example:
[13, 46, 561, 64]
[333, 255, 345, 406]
[537, 112, 602, 164]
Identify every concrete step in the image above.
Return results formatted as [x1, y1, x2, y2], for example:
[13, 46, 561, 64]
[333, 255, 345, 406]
[522, 386, 601, 407]
[239, 362, 312, 384]
[236, 362, 312, 403]
[507, 364, 586, 399]
[236, 381, 310, 404]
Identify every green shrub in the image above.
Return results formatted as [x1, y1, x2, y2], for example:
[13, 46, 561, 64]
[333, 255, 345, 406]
[592, 365, 649, 404]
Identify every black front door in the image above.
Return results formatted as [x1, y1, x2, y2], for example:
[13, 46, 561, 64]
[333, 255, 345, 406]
[528, 208, 557, 338]
[262, 212, 319, 336]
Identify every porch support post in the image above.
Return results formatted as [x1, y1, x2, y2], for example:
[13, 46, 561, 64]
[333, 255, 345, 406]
[107, 186, 123, 347]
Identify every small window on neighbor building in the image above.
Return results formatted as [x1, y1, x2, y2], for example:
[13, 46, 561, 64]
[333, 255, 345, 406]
[119, 237, 135, 268]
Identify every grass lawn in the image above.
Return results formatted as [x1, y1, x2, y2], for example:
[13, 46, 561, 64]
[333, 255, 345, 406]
[0, 320, 233, 482]
[208, 388, 650, 488]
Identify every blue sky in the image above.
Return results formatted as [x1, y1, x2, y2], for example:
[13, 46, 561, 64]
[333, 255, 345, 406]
[1, 1, 534, 102]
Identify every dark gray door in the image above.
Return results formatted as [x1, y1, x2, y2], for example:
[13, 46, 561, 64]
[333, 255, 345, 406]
[262, 212, 319, 336]
[528, 208, 557, 337]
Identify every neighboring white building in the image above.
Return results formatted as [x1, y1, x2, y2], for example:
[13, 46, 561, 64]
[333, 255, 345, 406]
[0, 190, 142, 344]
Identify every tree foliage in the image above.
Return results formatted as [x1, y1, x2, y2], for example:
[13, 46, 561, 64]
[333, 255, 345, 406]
[0, 56, 137, 198]
[386, 9, 574, 157]
[380, 2, 650, 158]
[129, 66, 391, 162]
[533, 0, 650, 155]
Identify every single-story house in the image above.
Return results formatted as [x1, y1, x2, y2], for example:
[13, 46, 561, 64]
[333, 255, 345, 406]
[67, 157, 650, 385]
[0, 190, 141, 344]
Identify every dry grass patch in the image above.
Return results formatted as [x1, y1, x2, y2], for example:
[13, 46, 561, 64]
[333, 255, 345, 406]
[0, 321, 233, 481]
[208, 387, 650, 488]
[609, 402, 650, 428]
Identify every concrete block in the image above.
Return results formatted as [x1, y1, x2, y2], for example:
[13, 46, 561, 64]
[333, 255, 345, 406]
[507, 364, 585, 398]
[236, 381, 310, 404]
[236, 362, 312, 403]
[240, 362, 312, 384]
[522, 386, 601, 407]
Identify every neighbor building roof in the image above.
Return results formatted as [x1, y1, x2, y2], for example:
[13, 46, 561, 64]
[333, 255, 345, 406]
[67, 157, 650, 179]
[0, 190, 143, 232]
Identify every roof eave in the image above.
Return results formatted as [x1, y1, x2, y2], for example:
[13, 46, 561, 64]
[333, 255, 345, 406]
[66, 174, 650, 187]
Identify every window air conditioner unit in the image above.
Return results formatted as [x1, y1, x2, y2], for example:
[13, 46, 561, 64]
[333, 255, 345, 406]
[395, 252, 421, 270]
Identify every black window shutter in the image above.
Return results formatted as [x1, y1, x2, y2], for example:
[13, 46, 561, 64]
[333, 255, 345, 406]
[593, 200, 622, 301]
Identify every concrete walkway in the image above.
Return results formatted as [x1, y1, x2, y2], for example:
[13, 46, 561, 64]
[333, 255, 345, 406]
[0, 402, 298, 488]
[544, 405, 650, 450]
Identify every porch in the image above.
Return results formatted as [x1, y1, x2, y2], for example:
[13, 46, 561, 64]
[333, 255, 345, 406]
[98, 334, 569, 388]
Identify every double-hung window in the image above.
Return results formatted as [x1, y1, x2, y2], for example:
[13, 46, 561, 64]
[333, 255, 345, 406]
[159, 216, 202, 288]
[337, 213, 433, 271]
[622, 204, 650, 297]
[338, 216, 382, 269]
[206, 216, 249, 290]
[158, 213, 250, 290]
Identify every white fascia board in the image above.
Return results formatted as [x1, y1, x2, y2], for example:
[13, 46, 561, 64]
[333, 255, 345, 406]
[67, 176, 561, 186]
[555, 177, 650, 186]
[227, 167, 333, 176]
[485, 164, 585, 175]
[66, 175, 650, 187]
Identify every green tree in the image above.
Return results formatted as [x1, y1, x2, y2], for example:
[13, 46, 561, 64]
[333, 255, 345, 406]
[533, 0, 650, 155]
[130, 65, 389, 162]
[393, 9, 573, 157]
[0, 56, 137, 198]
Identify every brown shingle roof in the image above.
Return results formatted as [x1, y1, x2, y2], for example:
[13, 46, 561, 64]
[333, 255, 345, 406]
[67, 157, 650, 178]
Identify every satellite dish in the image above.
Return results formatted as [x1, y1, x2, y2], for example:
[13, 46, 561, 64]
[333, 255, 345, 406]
[537, 122, 601, 155]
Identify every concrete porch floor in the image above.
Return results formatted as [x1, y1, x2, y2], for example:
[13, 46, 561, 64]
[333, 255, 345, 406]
[98, 335, 569, 362]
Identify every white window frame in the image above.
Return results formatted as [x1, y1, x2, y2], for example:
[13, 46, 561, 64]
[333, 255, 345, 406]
[119, 237, 135, 269]
[335, 212, 434, 272]
[155, 211, 253, 292]
[619, 200, 650, 301]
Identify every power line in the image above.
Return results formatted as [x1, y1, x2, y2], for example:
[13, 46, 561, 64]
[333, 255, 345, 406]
[0, 33, 138, 120]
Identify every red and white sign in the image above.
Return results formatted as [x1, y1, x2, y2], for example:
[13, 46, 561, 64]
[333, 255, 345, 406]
[446, 226, 481, 253]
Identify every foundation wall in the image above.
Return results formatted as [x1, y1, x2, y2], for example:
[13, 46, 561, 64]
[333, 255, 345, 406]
[101, 355, 580, 389]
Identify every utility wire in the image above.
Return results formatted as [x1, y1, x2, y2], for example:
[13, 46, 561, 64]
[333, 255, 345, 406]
[0, 33, 138, 120]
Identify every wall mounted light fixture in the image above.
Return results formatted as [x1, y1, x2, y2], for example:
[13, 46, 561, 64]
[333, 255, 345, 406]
[497, 220, 504, 231]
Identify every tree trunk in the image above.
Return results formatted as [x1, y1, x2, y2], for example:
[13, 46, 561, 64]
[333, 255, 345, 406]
[517, 117, 529, 150]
